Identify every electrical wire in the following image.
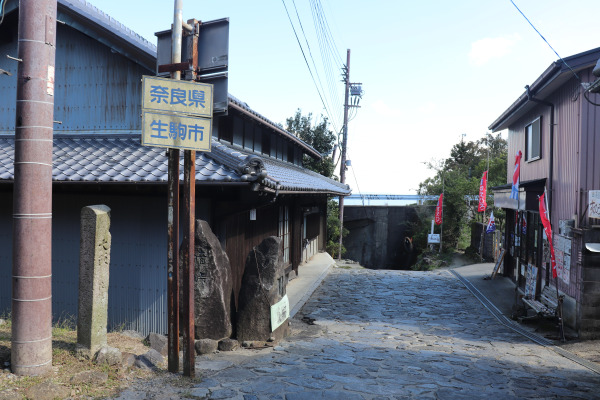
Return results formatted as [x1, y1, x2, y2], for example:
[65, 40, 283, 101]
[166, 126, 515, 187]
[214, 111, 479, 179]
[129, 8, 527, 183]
[509, 0, 580, 81]
[281, 0, 338, 131]
[509, 0, 600, 107]
[309, 0, 344, 130]
[290, 0, 339, 133]
[349, 163, 372, 220]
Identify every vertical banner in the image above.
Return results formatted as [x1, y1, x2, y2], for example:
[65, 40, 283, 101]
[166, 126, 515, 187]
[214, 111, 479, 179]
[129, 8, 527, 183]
[478, 170, 488, 212]
[539, 191, 557, 278]
[510, 150, 522, 200]
[435, 193, 443, 225]
[486, 211, 496, 233]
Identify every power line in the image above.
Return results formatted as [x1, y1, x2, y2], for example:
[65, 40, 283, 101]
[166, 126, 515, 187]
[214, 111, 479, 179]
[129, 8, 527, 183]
[509, 0, 580, 82]
[280, 0, 338, 131]
[290, 0, 339, 133]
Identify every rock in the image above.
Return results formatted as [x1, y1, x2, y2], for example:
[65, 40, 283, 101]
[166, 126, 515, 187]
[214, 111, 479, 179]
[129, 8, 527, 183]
[0, 318, 5, 326]
[134, 356, 154, 371]
[121, 330, 145, 340]
[146, 332, 168, 356]
[241, 341, 253, 348]
[236, 236, 290, 342]
[136, 349, 164, 370]
[195, 338, 218, 355]
[218, 338, 239, 352]
[0, 390, 21, 400]
[70, 370, 109, 385]
[121, 352, 137, 369]
[24, 382, 70, 400]
[180, 220, 233, 340]
[94, 345, 122, 366]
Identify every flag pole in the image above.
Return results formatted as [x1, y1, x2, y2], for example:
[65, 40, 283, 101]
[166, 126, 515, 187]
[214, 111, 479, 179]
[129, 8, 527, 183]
[480, 134, 491, 261]
[545, 188, 566, 342]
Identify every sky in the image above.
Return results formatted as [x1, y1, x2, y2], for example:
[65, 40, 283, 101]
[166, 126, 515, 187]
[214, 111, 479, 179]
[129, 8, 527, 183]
[85, 0, 600, 195]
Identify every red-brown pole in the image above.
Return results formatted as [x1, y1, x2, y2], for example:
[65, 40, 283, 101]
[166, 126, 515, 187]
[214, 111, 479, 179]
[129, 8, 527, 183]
[182, 150, 195, 377]
[11, 0, 57, 376]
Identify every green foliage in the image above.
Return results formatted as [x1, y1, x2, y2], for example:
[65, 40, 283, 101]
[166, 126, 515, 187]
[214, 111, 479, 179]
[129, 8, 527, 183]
[326, 199, 348, 258]
[411, 249, 453, 271]
[418, 133, 508, 251]
[286, 109, 336, 178]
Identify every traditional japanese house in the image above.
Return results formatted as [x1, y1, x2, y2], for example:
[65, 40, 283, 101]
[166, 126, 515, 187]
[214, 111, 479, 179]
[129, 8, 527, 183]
[0, 0, 349, 334]
[489, 46, 600, 338]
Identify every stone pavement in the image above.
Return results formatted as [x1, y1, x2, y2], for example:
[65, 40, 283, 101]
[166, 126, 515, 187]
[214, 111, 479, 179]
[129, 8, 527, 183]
[114, 266, 600, 399]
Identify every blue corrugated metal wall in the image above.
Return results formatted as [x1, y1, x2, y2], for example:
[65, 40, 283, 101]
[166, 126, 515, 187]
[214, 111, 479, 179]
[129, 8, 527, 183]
[0, 193, 169, 335]
[1, 22, 149, 133]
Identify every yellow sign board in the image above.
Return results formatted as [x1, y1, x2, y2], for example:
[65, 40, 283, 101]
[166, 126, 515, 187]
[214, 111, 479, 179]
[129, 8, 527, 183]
[142, 111, 212, 152]
[142, 76, 213, 118]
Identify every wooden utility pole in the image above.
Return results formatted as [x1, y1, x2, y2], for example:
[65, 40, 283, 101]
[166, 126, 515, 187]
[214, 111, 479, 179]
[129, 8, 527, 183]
[12, 0, 57, 376]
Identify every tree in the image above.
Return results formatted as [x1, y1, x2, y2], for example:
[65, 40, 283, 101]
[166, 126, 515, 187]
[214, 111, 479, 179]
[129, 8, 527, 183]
[286, 109, 336, 178]
[286, 110, 344, 257]
[417, 133, 507, 251]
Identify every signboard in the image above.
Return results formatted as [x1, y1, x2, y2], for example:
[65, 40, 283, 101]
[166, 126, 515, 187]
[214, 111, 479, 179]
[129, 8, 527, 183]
[142, 111, 212, 151]
[155, 18, 229, 114]
[270, 294, 289, 332]
[525, 264, 537, 299]
[590, 190, 600, 219]
[142, 76, 213, 118]
[427, 234, 440, 244]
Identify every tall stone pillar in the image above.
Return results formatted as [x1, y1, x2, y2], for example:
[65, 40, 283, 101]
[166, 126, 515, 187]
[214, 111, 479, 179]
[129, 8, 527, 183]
[76, 205, 111, 358]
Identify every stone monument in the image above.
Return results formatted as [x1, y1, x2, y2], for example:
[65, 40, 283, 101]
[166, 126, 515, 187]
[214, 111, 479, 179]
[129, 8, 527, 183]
[181, 220, 233, 340]
[236, 236, 290, 342]
[76, 205, 111, 359]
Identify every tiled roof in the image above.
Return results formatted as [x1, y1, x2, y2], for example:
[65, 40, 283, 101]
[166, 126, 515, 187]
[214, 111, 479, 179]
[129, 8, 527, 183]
[0, 134, 350, 195]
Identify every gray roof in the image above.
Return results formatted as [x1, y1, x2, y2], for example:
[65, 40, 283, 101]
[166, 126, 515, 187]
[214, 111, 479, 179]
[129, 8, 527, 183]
[0, 134, 350, 195]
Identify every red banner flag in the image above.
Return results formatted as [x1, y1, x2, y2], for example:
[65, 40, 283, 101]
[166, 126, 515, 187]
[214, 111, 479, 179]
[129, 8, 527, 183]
[478, 170, 488, 212]
[539, 192, 557, 278]
[435, 193, 443, 225]
[510, 150, 522, 200]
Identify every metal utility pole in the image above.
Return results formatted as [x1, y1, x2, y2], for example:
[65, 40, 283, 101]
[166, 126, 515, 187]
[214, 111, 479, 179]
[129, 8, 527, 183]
[338, 49, 351, 261]
[167, 0, 183, 374]
[12, 0, 57, 376]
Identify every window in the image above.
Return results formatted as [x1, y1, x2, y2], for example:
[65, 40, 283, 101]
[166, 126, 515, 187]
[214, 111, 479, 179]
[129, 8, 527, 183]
[525, 117, 541, 161]
[278, 206, 290, 264]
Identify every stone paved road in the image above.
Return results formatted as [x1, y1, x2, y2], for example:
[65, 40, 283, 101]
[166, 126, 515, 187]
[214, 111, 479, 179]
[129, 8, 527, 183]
[114, 268, 600, 399]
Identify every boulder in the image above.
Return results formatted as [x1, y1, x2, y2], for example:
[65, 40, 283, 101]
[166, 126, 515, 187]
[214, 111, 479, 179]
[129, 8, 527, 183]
[236, 236, 289, 342]
[195, 338, 218, 355]
[218, 338, 239, 352]
[180, 220, 233, 340]
[93, 345, 122, 366]
[146, 332, 168, 356]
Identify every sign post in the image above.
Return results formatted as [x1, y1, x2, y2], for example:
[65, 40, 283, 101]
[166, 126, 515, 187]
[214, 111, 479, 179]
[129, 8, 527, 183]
[142, 6, 215, 378]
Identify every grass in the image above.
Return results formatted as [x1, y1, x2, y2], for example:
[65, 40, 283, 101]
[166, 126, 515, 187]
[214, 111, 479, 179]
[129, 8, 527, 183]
[0, 315, 159, 399]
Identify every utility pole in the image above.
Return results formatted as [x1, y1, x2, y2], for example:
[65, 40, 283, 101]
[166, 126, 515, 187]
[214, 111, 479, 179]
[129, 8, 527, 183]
[337, 50, 363, 260]
[338, 49, 351, 260]
[167, 0, 183, 374]
[12, 0, 57, 376]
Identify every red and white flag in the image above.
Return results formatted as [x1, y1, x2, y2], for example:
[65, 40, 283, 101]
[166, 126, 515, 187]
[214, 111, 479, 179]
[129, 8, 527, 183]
[478, 170, 488, 212]
[539, 191, 557, 278]
[435, 193, 443, 225]
[510, 150, 522, 200]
